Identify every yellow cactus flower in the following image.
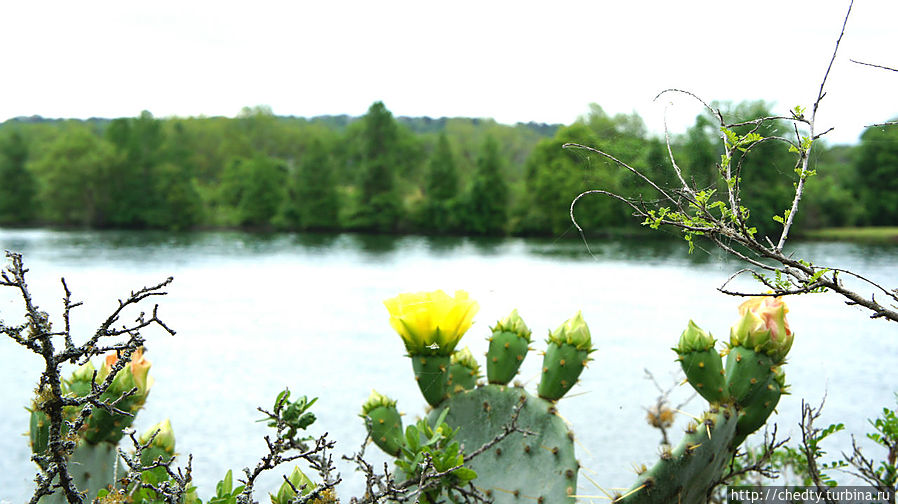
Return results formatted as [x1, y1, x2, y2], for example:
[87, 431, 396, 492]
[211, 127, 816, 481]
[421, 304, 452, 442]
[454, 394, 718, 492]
[384, 290, 479, 356]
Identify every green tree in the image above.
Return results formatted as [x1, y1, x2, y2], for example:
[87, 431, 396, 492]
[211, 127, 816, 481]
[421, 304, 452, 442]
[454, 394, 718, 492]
[419, 133, 460, 233]
[150, 161, 204, 231]
[236, 154, 287, 228]
[291, 138, 339, 230]
[104, 111, 167, 228]
[855, 121, 898, 225]
[352, 102, 402, 232]
[30, 127, 117, 226]
[516, 123, 627, 236]
[0, 130, 37, 224]
[462, 135, 507, 235]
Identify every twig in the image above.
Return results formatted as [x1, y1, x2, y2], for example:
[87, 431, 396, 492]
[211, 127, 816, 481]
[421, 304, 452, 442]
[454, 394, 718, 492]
[776, 0, 854, 251]
[850, 59, 898, 73]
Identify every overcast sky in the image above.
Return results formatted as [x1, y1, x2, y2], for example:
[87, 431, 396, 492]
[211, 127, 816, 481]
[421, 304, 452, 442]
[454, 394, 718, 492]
[1, 1, 895, 144]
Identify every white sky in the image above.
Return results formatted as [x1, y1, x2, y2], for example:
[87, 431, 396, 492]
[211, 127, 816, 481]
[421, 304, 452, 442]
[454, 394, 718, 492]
[1, 1, 895, 145]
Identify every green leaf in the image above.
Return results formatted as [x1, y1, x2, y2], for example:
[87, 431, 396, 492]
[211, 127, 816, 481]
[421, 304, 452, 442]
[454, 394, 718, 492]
[452, 467, 478, 482]
[405, 424, 420, 452]
[217, 469, 233, 496]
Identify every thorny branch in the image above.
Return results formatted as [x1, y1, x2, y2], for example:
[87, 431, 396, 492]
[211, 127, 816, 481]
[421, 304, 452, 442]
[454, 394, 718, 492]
[708, 426, 791, 503]
[566, 1, 898, 323]
[800, 398, 839, 504]
[844, 437, 897, 498]
[721, 426, 790, 485]
[110, 429, 196, 504]
[0, 251, 175, 504]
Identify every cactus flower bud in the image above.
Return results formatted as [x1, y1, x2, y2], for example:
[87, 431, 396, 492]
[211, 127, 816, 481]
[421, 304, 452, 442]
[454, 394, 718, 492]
[98, 348, 154, 398]
[384, 290, 479, 356]
[487, 309, 532, 385]
[547, 311, 592, 351]
[730, 296, 793, 363]
[448, 346, 481, 394]
[492, 309, 532, 343]
[450, 346, 481, 376]
[675, 320, 716, 354]
[67, 361, 96, 397]
[271, 466, 316, 504]
[130, 347, 153, 396]
[71, 361, 96, 383]
[360, 390, 397, 417]
[140, 418, 176, 456]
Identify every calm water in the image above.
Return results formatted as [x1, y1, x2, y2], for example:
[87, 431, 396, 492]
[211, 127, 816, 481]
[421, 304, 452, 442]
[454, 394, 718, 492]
[1, 229, 896, 501]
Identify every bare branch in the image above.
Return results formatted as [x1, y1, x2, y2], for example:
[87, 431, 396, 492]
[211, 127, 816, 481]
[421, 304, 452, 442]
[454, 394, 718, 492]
[850, 59, 898, 73]
[776, 0, 854, 251]
[799, 398, 839, 504]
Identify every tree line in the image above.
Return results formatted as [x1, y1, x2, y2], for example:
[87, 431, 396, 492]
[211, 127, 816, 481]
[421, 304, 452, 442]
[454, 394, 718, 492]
[0, 101, 895, 239]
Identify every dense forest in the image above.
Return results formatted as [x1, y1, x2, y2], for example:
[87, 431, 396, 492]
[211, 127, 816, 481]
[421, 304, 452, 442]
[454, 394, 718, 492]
[0, 101, 895, 239]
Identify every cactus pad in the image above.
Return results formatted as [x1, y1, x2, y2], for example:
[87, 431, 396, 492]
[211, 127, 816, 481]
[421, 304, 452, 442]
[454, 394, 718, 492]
[412, 355, 450, 407]
[428, 385, 578, 504]
[486, 331, 530, 385]
[538, 342, 589, 401]
[733, 366, 785, 446]
[616, 405, 738, 504]
[725, 346, 775, 405]
[678, 348, 727, 403]
[365, 405, 404, 456]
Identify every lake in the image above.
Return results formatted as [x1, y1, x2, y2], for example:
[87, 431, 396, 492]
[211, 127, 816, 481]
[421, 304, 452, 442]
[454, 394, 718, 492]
[1, 228, 896, 502]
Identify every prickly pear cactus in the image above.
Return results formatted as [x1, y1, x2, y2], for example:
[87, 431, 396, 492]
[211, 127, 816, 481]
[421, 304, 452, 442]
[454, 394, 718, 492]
[725, 297, 793, 447]
[383, 290, 480, 407]
[372, 298, 593, 504]
[617, 297, 795, 503]
[428, 385, 579, 504]
[374, 290, 796, 504]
